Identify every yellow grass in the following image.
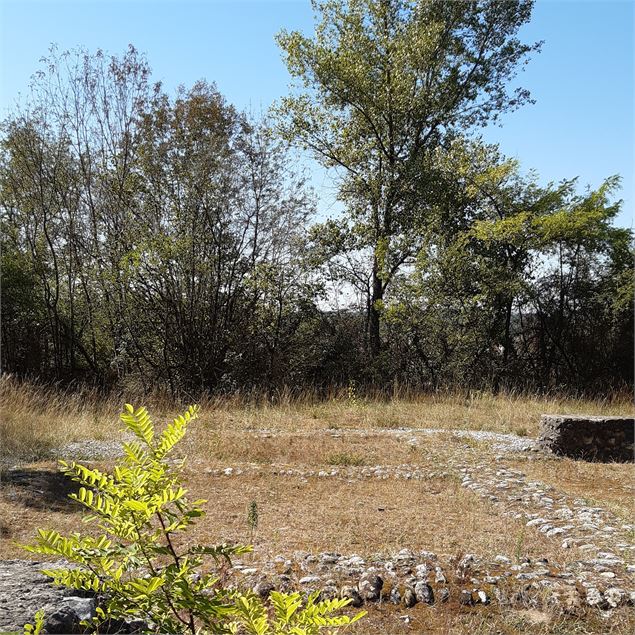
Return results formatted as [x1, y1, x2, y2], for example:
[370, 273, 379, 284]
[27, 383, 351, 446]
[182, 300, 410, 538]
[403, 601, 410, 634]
[2, 375, 632, 462]
[0, 460, 580, 566]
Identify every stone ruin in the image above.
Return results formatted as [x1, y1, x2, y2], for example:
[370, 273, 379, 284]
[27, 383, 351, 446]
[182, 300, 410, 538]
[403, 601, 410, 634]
[538, 415, 634, 462]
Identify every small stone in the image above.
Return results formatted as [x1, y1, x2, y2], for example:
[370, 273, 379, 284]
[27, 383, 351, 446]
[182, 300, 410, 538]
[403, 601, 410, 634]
[253, 580, 275, 598]
[600, 571, 616, 578]
[389, 587, 401, 604]
[526, 518, 548, 527]
[343, 555, 365, 567]
[459, 590, 474, 606]
[319, 552, 339, 565]
[358, 571, 383, 601]
[414, 581, 434, 605]
[434, 566, 446, 584]
[241, 568, 258, 575]
[340, 586, 363, 607]
[299, 576, 321, 585]
[437, 588, 450, 603]
[402, 587, 417, 608]
[475, 590, 490, 605]
[586, 588, 607, 609]
[604, 587, 626, 608]
[319, 586, 339, 601]
[44, 598, 96, 634]
[396, 549, 415, 561]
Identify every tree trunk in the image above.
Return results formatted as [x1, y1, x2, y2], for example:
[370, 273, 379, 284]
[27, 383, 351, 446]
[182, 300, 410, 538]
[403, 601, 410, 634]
[369, 257, 383, 358]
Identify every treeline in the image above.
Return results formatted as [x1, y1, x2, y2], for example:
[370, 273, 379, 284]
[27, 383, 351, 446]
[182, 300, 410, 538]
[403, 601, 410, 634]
[1, 1, 632, 396]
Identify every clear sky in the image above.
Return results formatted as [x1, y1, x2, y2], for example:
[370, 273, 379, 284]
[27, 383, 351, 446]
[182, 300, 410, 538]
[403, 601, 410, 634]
[1, 0, 632, 227]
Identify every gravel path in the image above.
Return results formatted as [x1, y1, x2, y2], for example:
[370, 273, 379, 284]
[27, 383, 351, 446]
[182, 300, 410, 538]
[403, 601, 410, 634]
[54, 427, 537, 461]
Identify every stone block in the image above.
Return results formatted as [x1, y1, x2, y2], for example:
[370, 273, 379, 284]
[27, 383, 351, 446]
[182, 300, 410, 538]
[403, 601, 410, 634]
[538, 415, 634, 462]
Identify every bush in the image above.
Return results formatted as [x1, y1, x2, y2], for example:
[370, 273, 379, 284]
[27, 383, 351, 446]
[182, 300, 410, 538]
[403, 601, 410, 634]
[22, 405, 365, 634]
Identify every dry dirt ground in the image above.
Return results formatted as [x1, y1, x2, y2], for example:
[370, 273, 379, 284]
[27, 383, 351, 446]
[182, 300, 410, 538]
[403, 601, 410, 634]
[1, 402, 634, 635]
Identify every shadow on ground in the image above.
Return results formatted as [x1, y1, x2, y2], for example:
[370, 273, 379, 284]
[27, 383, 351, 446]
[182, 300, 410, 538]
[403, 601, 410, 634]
[0, 468, 78, 512]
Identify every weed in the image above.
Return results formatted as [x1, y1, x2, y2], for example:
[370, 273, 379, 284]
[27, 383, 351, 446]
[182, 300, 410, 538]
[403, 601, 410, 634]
[20, 405, 365, 634]
[247, 500, 259, 543]
[347, 381, 360, 407]
[326, 452, 367, 466]
[514, 526, 526, 563]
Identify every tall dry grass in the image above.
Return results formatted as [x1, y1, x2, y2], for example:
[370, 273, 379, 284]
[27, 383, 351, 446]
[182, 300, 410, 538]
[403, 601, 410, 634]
[1, 374, 632, 463]
[0, 376, 126, 463]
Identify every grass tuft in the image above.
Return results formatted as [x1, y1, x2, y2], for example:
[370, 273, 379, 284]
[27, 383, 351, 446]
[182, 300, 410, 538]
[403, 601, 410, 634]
[326, 452, 367, 466]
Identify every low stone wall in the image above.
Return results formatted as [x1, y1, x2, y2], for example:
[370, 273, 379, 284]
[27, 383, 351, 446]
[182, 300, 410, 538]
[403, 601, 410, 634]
[538, 415, 634, 462]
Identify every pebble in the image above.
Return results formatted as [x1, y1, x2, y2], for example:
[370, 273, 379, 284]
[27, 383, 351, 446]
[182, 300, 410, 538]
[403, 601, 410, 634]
[299, 576, 321, 585]
[414, 581, 434, 605]
[434, 566, 446, 584]
[459, 590, 474, 606]
[476, 590, 490, 605]
[402, 587, 417, 608]
[437, 588, 450, 603]
[604, 587, 626, 608]
[358, 571, 383, 602]
[340, 586, 363, 607]
[586, 588, 606, 608]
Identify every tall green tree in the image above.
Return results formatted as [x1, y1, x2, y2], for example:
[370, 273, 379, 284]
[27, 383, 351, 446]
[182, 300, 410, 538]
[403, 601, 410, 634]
[276, 0, 540, 358]
[383, 138, 632, 392]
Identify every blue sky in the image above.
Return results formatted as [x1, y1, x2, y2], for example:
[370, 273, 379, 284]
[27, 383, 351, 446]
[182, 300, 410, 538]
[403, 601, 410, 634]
[1, 0, 632, 227]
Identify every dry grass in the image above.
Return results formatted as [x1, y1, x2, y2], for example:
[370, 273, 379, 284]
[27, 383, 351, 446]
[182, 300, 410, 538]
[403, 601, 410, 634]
[345, 602, 635, 635]
[178, 471, 577, 561]
[183, 430, 421, 467]
[4, 462, 634, 635]
[2, 375, 632, 462]
[2, 377, 634, 634]
[0, 461, 579, 566]
[0, 377, 124, 463]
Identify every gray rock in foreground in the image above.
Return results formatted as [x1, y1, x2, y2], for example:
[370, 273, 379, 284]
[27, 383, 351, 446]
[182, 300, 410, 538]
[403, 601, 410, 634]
[0, 560, 144, 634]
[0, 560, 67, 632]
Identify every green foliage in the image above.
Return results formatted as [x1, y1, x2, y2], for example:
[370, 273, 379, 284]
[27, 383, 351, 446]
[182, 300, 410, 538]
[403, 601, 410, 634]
[230, 591, 365, 635]
[22, 610, 44, 635]
[22, 406, 365, 635]
[346, 381, 359, 407]
[326, 452, 366, 467]
[1, 22, 631, 397]
[276, 0, 541, 357]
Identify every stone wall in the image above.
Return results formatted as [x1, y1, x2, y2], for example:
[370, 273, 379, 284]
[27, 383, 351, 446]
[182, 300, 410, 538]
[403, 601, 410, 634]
[538, 415, 634, 462]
